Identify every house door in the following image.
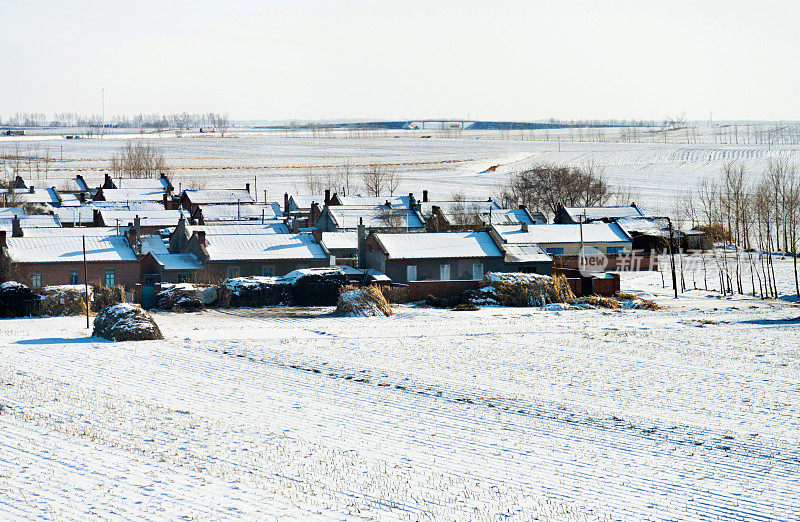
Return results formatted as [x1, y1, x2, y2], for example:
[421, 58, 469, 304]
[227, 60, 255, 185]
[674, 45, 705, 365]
[142, 276, 156, 309]
[439, 263, 450, 281]
[406, 265, 417, 282]
[472, 263, 484, 280]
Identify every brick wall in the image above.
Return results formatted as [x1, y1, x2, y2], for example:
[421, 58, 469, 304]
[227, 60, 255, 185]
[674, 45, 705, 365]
[16, 261, 141, 289]
[553, 254, 656, 271]
[408, 279, 482, 301]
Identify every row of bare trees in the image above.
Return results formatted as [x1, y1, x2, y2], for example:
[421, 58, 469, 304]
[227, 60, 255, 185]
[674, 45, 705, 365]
[0, 143, 57, 178]
[680, 158, 800, 299]
[109, 143, 170, 179]
[303, 163, 403, 198]
[498, 162, 612, 217]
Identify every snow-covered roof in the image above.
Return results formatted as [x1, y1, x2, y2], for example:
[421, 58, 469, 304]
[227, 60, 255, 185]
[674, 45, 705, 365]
[321, 231, 358, 250]
[335, 195, 408, 208]
[111, 178, 170, 191]
[6, 187, 61, 204]
[98, 209, 186, 227]
[187, 223, 289, 236]
[502, 243, 552, 263]
[183, 189, 253, 205]
[5, 233, 137, 263]
[373, 232, 503, 259]
[197, 202, 282, 221]
[0, 215, 61, 231]
[561, 205, 645, 222]
[53, 206, 94, 224]
[23, 177, 89, 193]
[92, 201, 166, 211]
[20, 226, 120, 237]
[327, 206, 425, 229]
[0, 207, 26, 218]
[493, 223, 632, 244]
[288, 195, 324, 211]
[96, 188, 166, 202]
[204, 232, 328, 261]
[150, 253, 203, 271]
[616, 216, 671, 237]
[140, 234, 169, 255]
[418, 200, 500, 218]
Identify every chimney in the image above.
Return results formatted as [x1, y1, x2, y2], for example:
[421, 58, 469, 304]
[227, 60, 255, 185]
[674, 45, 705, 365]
[310, 202, 321, 225]
[245, 183, 250, 194]
[195, 230, 206, 246]
[284, 192, 290, 214]
[103, 173, 114, 189]
[93, 208, 101, 227]
[422, 190, 428, 202]
[163, 193, 172, 210]
[125, 227, 138, 253]
[134, 215, 141, 238]
[408, 193, 415, 208]
[11, 215, 23, 237]
[357, 218, 366, 268]
[384, 200, 391, 208]
[291, 218, 300, 233]
[631, 201, 637, 207]
[521, 222, 529, 232]
[0, 230, 6, 248]
[29, 185, 35, 194]
[518, 204, 527, 210]
[324, 189, 330, 206]
[312, 228, 323, 243]
[14, 175, 25, 188]
[78, 192, 86, 204]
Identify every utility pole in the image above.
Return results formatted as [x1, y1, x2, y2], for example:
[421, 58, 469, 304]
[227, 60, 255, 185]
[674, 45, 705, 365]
[668, 219, 678, 298]
[83, 235, 89, 328]
[578, 212, 585, 273]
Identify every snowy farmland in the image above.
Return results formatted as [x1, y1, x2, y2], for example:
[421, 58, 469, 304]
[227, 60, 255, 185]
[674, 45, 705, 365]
[4, 127, 800, 214]
[1, 268, 800, 520]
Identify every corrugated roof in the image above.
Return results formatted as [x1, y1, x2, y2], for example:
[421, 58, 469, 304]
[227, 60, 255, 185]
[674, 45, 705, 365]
[112, 178, 170, 190]
[493, 223, 632, 244]
[0, 215, 61, 231]
[5, 234, 137, 263]
[328, 206, 425, 229]
[562, 205, 644, 221]
[99, 209, 186, 227]
[151, 253, 203, 270]
[184, 189, 253, 204]
[204, 232, 327, 261]
[616, 216, 671, 237]
[188, 223, 289, 235]
[321, 231, 357, 250]
[198, 202, 282, 221]
[97, 188, 165, 202]
[374, 232, 502, 259]
[502, 243, 552, 263]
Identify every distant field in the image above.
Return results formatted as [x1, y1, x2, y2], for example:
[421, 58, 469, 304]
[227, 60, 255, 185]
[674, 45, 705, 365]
[3, 128, 800, 213]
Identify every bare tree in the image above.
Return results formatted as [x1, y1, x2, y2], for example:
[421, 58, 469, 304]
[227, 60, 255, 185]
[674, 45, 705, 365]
[108, 142, 170, 179]
[384, 166, 402, 196]
[362, 164, 385, 197]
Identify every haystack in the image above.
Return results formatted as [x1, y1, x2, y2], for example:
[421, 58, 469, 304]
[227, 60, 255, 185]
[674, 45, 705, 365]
[91, 285, 125, 313]
[0, 281, 40, 317]
[39, 285, 90, 316]
[93, 304, 163, 341]
[336, 286, 393, 317]
[155, 285, 204, 312]
[481, 272, 576, 307]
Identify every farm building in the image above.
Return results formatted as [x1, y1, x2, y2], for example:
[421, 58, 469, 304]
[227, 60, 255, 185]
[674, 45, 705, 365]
[0, 227, 139, 289]
[554, 204, 645, 224]
[181, 187, 254, 213]
[315, 204, 426, 232]
[491, 222, 633, 257]
[363, 231, 506, 284]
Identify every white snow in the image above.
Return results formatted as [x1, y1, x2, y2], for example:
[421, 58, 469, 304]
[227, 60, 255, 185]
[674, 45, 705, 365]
[374, 231, 503, 259]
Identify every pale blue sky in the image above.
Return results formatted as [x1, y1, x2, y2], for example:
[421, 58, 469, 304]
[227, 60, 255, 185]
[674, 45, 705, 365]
[1, 0, 797, 121]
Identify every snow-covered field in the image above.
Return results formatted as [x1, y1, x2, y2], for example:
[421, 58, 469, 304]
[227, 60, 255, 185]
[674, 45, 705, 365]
[4, 128, 800, 212]
[2, 269, 800, 520]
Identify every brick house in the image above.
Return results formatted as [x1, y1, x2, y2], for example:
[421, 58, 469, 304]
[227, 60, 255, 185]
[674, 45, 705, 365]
[0, 228, 140, 289]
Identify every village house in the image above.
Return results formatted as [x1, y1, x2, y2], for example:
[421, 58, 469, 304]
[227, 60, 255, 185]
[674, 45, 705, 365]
[181, 229, 330, 279]
[491, 222, 633, 257]
[93, 208, 187, 234]
[363, 231, 506, 284]
[93, 186, 167, 204]
[4, 186, 66, 207]
[180, 187, 254, 214]
[0, 226, 140, 289]
[139, 251, 204, 284]
[320, 231, 358, 262]
[191, 202, 283, 224]
[314, 203, 426, 232]
[554, 204, 645, 224]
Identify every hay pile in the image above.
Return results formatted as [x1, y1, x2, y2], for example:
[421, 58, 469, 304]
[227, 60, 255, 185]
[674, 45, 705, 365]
[480, 272, 576, 307]
[613, 291, 661, 310]
[380, 285, 410, 304]
[217, 277, 289, 308]
[155, 284, 204, 312]
[93, 304, 163, 341]
[38, 285, 89, 316]
[0, 281, 40, 317]
[336, 285, 393, 317]
[91, 285, 126, 313]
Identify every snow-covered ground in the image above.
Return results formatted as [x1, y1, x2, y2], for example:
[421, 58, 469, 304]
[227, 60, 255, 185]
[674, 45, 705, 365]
[1, 269, 799, 520]
[4, 128, 800, 212]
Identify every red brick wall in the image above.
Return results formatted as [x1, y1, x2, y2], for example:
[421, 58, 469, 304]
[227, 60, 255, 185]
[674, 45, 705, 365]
[592, 274, 621, 296]
[17, 261, 141, 289]
[408, 280, 482, 301]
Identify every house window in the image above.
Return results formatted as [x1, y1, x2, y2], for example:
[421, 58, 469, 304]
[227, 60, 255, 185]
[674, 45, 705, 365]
[262, 265, 275, 277]
[472, 263, 484, 280]
[439, 263, 451, 281]
[607, 246, 624, 255]
[406, 265, 417, 282]
[105, 269, 116, 287]
[227, 266, 240, 279]
[31, 271, 42, 289]
[177, 273, 190, 283]
[545, 247, 564, 255]
[68, 270, 79, 285]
